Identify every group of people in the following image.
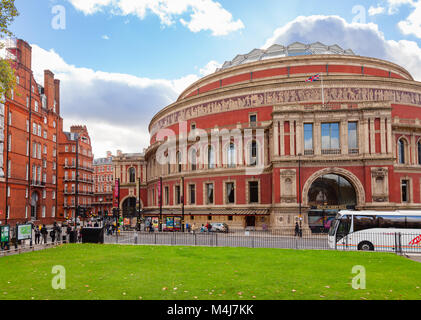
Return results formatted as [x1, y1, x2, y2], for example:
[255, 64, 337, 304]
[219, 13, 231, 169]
[105, 221, 119, 236]
[33, 222, 83, 244]
[185, 223, 212, 233]
[33, 222, 63, 244]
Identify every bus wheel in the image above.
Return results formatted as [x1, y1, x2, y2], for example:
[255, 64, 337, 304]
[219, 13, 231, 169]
[358, 241, 374, 251]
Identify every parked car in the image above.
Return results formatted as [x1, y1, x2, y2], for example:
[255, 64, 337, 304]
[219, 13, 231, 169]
[211, 223, 229, 233]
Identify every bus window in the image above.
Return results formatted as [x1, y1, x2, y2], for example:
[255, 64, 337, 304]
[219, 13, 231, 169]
[353, 215, 378, 232]
[406, 216, 421, 229]
[336, 215, 351, 241]
[378, 216, 406, 229]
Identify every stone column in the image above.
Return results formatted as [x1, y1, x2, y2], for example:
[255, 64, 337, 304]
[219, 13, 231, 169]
[341, 119, 348, 155]
[280, 121, 285, 156]
[296, 120, 303, 156]
[370, 118, 375, 155]
[363, 119, 370, 155]
[314, 121, 321, 155]
[273, 120, 279, 157]
[411, 133, 416, 165]
[290, 121, 295, 156]
[386, 118, 392, 155]
[380, 117, 386, 154]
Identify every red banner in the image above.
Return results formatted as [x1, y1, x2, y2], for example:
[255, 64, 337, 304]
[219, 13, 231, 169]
[113, 179, 119, 208]
[158, 179, 162, 206]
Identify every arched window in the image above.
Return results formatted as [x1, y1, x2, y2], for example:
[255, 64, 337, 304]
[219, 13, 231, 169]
[208, 145, 215, 169]
[129, 167, 136, 183]
[190, 148, 197, 171]
[250, 140, 258, 166]
[418, 140, 421, 165]
[398, 138, 407, 164]
[177, 151, 182, 173]
[227, 143, 236, 168]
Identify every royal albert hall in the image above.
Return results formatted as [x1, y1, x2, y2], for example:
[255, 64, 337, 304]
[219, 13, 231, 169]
[142, 42, 421, 232]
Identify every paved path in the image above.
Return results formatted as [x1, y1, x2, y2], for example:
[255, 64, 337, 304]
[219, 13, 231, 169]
[406, 255, 421, 263]
[0, 242, 62, 257]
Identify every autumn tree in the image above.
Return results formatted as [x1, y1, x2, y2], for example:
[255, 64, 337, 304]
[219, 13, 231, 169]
[0, 0, 18, 98]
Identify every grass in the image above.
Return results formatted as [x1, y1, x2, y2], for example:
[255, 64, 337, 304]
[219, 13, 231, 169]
[0, 244, 420, 300]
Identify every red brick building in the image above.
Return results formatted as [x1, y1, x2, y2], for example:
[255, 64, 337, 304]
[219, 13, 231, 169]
[141, 42, 421, 231]
[93, 151, 113, 216]
[0, 39, 61, 226]
[58, 125, 94, 220]
[112, 151, 146, 220]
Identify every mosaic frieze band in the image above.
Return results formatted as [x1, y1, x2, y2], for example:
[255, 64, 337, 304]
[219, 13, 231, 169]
[151, 87, 421, 134]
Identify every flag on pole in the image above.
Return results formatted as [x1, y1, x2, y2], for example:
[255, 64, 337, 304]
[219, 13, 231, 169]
[305, 74, 320, 82]
[306, 74, 325, 106]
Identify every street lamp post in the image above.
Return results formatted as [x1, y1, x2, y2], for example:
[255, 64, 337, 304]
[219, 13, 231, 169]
[159, 177, 162, 232]
[99, 197, 103, 226]
[75, 134, 79, 235]
[298, 153, 303, 238]
[181, 176, 185, 232]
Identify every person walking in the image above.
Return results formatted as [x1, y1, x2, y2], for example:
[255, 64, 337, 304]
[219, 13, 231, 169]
[66, 224, 72, 242]
[34, 226, 41, 244]
[50, 228, 56, 243]
[41, 225, 48, 244]
[294, 222, 300, 237]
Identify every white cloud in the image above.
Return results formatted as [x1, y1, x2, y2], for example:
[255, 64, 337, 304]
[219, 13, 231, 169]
[386, 0, 414, 14]
[101, 34, 110, 40]
[30, 44, 201, 157]
[199, 60, 222, 76]
[67, 0, 244, 36]
[368, 6, 386, 16]
[263, 15, 421, 80]
[397, 1, 421, 38]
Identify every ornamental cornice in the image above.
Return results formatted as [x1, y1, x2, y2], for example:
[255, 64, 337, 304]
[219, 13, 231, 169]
[149, 77, 421, 135]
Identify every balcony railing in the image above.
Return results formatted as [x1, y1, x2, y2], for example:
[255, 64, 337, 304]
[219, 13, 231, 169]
[348, 148, 359, 155]
[31, 180, 45, 188]
[321, 149, 341, 155]
[304, 149, 314, 156]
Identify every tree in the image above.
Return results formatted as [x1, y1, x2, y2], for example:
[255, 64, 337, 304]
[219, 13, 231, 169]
[0, 0, 18, 99]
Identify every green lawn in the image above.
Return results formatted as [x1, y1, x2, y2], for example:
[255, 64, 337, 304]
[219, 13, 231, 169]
[0, 244, 420, 300]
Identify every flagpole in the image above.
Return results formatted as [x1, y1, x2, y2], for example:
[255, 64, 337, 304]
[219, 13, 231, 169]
[321, 73, 325, 106]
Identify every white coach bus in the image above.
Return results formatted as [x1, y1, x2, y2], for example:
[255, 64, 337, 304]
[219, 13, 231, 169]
[328, 210, 421, 252]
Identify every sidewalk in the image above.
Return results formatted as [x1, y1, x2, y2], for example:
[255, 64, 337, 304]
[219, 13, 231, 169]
[0, 242, 63, 257]
[406, 254, 421, 263]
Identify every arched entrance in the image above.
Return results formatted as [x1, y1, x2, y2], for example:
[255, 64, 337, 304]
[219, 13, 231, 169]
[31, 192, 39, 220]
[305, 171, 359, 233]
[122, 197, 137, 217]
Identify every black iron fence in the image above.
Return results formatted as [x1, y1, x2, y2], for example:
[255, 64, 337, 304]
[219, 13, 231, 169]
[104, 229, 421, 254]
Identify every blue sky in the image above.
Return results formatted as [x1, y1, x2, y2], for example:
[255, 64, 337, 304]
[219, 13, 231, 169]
[9, 0, 421, 156]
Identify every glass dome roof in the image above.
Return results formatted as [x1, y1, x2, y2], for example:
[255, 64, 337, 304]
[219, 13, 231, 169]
[217, 42, 355, 72]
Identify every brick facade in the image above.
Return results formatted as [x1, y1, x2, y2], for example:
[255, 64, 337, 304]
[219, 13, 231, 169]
[141, 51, 421, 231]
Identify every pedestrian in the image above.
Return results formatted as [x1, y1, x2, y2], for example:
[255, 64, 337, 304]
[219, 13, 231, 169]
[50, 228, 56, 243]
[192, 223, 197, 234]
[41, 225, 48, 244]
[34, 226, 41, 244]
[66, 223, 72, 242]
[186, 222, 190, 233]
[53, 222, 60, 243]
[294, 222, 300, 237]
[207, 223, 212, 233]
